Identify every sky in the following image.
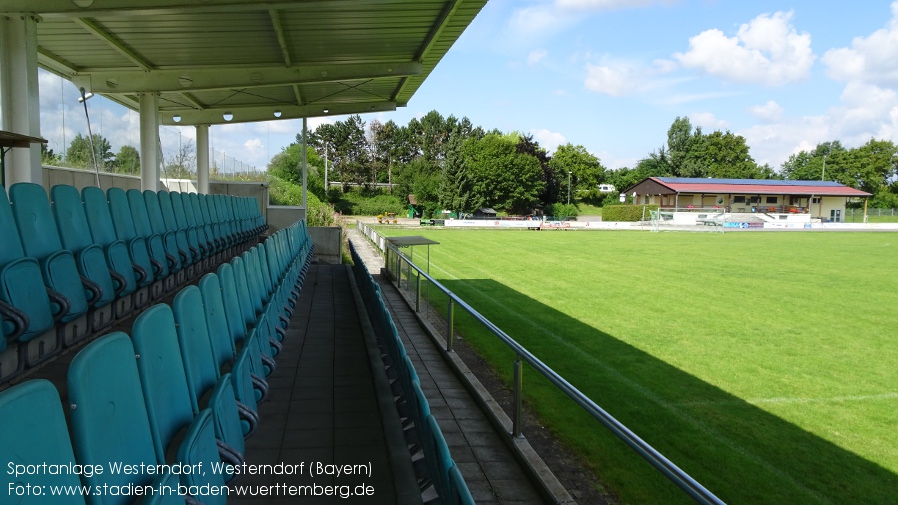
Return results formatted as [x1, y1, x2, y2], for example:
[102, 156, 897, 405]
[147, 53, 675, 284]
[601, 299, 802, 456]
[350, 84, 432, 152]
[37, 0, 898, 172]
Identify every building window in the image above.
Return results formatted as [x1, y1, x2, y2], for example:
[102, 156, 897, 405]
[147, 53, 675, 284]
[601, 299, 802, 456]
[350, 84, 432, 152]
[766, 196, 778, 204]
[811, 197, 821, 204]
[733, 196, 746, 203]
[749, 196, 761, 204]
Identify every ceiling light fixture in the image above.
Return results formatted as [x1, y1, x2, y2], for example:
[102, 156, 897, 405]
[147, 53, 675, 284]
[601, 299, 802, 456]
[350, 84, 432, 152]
[223, 112, 234, 122]
[173, 115, 182, 123]
[273, 110, 282, 118]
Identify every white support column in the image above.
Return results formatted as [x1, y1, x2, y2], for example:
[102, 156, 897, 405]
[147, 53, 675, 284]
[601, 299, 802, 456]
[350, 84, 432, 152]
[301, 117, 308, 210]
[0, 16, 42, 185]
[139, 92, 159, 191]
[196, 124, 210, 194]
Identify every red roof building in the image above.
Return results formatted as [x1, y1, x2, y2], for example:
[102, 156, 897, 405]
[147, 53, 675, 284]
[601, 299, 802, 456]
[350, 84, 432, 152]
[623, 177, 871, 222]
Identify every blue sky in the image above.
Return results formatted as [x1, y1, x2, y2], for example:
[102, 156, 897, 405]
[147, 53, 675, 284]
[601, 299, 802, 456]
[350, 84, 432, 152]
[39, 0, 898, 171]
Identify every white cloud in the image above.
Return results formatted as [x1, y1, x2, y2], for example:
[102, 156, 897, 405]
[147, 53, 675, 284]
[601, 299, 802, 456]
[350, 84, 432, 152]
[822, 2, 898, 87]
[674, 11, 815, 86]
[689, 112, 730, 130]
[583, 58, 677, 96]
[556, 0, 669, 10]
[530, 128, 566, 153]
[749, 100, 784, 122]
[528, 49, 548, 65]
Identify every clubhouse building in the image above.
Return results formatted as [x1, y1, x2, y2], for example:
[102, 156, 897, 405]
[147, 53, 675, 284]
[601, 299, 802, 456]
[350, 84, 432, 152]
[624, 177, 872, 223]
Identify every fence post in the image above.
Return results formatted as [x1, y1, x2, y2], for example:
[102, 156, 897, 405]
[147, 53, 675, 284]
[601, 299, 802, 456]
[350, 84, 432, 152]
[415, 272, 421, 312]
[447, 299, 455, 352]
[513, 355, 523, 438]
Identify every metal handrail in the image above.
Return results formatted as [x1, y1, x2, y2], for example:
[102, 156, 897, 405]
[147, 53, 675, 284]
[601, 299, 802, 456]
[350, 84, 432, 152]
[355, 221, 725, 505]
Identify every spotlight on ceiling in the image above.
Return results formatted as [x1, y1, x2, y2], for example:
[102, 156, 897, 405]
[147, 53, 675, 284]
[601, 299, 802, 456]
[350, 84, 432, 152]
[173, 115, 182, 123]
[223, 112, 234, 122]
[78, 88, 94, 103]
[273, 110, 282, 118]
[322, 109, 329, 114]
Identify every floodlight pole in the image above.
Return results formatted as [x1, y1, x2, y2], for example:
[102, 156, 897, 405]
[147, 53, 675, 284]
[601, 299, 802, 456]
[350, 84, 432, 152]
[567, 171, 572, 205]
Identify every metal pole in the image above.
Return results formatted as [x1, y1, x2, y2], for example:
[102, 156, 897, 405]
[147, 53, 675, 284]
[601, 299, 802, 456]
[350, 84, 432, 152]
[513, 355, 523, 438]
[447, 299, 455, 352]
[415, 271, 421, 312]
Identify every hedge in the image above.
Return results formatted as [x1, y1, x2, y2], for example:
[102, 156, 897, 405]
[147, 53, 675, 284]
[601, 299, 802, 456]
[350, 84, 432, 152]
[602, 204, 659, 222]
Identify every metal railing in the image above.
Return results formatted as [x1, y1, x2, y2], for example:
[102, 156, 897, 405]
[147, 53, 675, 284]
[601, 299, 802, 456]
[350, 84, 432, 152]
[356, 221, 725, 505]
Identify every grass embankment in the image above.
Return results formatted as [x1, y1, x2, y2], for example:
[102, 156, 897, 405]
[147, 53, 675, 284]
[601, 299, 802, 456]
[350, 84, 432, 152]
[383, 228, 898, 505]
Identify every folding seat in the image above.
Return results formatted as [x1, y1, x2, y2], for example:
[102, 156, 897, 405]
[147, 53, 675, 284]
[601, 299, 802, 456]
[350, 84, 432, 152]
[172, 287, 248, 447]
[107, 187, 163, 300]
[49, 185, 120, 331]
[185, 192, 216, 266]
[132, 302, 244, 470]
[170, 192, 207, 272]
[9, 182, 95, 354]
[423, 414, 456, 501]
[0, 380, 84, 504]
[81, 187, 147, 312]
[195, 193, 224, 262]
[67, 332, 196, 505]
[216, 263, 268, 404]
[157, 191, 196, 279]
[0, 187, 58, 381]
[199, 272, 259, 435]
[127, 189, 176, 292]
[448, 464, 476, 505]
[143, 190, 188, 286]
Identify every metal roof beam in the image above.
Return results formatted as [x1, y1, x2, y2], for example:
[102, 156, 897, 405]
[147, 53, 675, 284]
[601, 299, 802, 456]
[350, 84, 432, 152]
[73, 18, 154, 71]
[4, 0, 395, 18]
[159, 100, 396, 126]
[71, 62, 421, 94]
[268, 9, 292, 67]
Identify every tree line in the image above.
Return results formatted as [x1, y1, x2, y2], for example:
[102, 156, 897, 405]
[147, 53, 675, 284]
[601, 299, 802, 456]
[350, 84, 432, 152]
[271, 111, 609, 217]
[42, 133, 198, 179]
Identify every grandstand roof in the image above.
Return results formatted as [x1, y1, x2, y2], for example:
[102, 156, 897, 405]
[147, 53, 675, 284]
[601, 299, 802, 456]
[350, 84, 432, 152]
[625, 177, 872, 197]
[8, 0, 488, 126]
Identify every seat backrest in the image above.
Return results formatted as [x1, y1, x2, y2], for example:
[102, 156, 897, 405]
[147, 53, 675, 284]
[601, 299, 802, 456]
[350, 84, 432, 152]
[128, 189, 156, 237]
[172, 285, 221, 412]
[170, 191, 190, 230]
[0, 379, 85, 505]
[424, 414, 455, 501]
[0, 188, 54, 343]
[68, 332, 160, 503]
[10, 183, 89, 320]
[82, 187, 137, 295]
[50, 185, 117, 306]
[216, 263, 247, 347]
[198, 272, 236, 370]
[175, 409, 227, 505]
[142, 190, 169, 236]
[106, 188, 138, 241]
[448, 464, 476, 505]
[130, 303, 196, 463]
[241, 250, 265, 315]
[50, 184, 94, 254]
[157, 191, 180, 233]
[231, 256, 258, 328]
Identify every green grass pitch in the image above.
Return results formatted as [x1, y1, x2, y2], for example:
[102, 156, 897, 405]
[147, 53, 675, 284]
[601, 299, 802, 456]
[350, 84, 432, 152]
[380, 228, 898, 504]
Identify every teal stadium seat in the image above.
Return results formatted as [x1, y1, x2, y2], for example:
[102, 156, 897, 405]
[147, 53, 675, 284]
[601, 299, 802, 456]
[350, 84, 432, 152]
[67, 332, 179, 505]
[50, 185, 119, 329]
[0, 379, 85, 505]
[127, 189, 176, 292]
[106, 187, 162, 299]
[10, 182, 94, 356]
[81, 186, 144, 311]
[0, 187, 57, 380]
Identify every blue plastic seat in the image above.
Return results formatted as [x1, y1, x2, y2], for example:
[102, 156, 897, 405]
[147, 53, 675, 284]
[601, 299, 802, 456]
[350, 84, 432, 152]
[424, 414, 455, 501]
[81, 186, 144, 312]
[50, 185, 120, 329]
[0, 379, 84, 504]
[176, 409, 228, 505]
[142, 190, 186, 285]
[10, 182, 93, 355]
[170, 192, 204, 267]
[0, 187, 57, 380]
[448, 464, 476, 505]
[106, 187, 162, 299]
[125, 189, 173, 287]
[172, 286, 246, 463]
[67, 332, 177, 505]
[217, 263, 268, 404]
[157, 191, 195, 274]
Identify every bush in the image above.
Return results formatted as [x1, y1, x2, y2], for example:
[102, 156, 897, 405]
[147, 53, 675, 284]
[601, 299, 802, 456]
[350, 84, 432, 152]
[602, 204, 658, 222]
[546, 203, 579, 220]
[332, 188, 405, 216]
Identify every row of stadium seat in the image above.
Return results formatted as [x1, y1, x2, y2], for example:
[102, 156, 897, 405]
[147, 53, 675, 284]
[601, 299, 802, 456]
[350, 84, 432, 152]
[350, 244, 474, 505]
[0, 183, 267, 384]
[0, 220, 313, 505]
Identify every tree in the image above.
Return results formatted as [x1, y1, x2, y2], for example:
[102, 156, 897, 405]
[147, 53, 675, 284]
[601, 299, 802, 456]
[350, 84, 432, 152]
[112, 145, 140, 174]
[41, 144, 62, 166]
[163, 139, 196, 179]
[462, 133, 544, 214]
[516, 134, 557, 206]
[549, 143, 606, 202]
[267, 143, 324, 201]
[66, 133, 113, 170]
[700, 130, 760, 179]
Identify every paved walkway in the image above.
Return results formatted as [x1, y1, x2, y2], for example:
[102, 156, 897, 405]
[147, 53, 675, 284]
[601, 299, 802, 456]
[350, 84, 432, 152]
[348, 229, 548, 505]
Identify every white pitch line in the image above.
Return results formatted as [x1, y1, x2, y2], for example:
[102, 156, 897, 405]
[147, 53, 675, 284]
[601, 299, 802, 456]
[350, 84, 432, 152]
[422, 257, 833, 504]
